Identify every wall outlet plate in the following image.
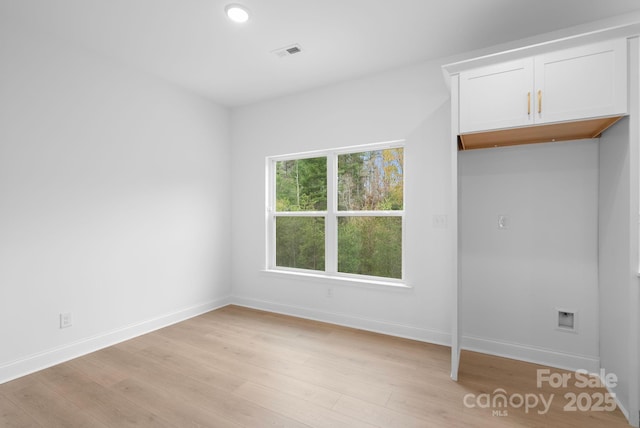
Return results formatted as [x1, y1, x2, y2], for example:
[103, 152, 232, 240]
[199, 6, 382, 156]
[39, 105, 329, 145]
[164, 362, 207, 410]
[60, 313, 72, 329]
[433, 215, 448, 229]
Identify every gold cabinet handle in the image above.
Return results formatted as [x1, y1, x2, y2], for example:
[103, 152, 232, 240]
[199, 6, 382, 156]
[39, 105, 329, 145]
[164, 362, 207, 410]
[537, 90, 542, 114]
[527, 92, 531, 116]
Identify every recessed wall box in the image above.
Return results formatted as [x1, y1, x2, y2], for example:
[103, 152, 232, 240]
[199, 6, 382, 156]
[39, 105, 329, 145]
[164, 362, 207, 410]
[556, 309, 577, 333]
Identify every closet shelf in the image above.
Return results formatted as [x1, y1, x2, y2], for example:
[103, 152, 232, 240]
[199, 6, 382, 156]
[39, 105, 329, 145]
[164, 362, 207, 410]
[458, 115, 624, 150]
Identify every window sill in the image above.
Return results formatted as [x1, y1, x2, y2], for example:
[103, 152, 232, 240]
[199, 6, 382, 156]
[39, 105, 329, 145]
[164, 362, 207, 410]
[261, 269, 412, 290]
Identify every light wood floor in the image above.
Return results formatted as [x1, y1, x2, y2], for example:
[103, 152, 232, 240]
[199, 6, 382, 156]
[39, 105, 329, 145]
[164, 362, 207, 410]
[0, 305, 631, 427]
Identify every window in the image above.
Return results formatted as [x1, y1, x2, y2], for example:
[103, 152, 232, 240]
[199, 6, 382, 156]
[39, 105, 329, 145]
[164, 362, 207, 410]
[266, 142, 404, 283]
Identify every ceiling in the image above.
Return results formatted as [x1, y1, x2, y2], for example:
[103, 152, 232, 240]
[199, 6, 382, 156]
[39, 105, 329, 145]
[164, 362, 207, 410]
[3, 0, 640, 106]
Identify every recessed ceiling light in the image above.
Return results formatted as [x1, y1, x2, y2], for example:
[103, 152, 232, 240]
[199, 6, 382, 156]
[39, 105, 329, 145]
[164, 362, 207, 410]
[225, 4, 250, 23]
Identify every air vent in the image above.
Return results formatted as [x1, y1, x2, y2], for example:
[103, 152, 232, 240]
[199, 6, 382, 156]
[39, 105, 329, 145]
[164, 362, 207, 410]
[271, 44, 303, 58]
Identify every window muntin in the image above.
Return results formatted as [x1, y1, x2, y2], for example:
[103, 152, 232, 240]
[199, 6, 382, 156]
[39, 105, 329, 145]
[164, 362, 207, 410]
[268, 142, 404, 283]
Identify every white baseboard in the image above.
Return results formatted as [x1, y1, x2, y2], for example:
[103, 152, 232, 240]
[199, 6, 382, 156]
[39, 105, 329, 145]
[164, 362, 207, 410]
[605, 381, 631, 424]
[231, 296, 451, 346]
[461, 334, 600, 373]
[603, 376, 640, 427]
[2, 293, 609, 416]
[0, 296, 232, 385]
[232, 299, 601, 373]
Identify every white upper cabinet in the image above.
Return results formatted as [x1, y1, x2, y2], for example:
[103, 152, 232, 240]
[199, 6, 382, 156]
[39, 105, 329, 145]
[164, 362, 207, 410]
[459, 59, 533, 133]
[459, 39, 627, 134]
[534, 39, 627, 124]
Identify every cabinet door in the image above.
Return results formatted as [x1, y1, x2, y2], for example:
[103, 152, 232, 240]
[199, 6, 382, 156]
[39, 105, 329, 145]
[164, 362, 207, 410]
[459, 59, 533, 133]
[534, 39, 627, 124]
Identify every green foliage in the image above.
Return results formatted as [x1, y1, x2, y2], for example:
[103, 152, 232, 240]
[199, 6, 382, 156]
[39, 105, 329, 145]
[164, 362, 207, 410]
[276, 217, 325, 271]
[276, 157, 327, 211]
[338, 148, 403, 211]
[338, 216, 402, 279]
[274, 148, 403, 279]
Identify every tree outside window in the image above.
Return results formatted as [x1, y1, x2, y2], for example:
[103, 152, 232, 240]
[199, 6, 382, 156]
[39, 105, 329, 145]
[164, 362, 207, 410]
[268, 144, 404, 281]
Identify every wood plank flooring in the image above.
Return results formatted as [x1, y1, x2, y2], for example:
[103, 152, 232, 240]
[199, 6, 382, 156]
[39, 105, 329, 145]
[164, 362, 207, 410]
[0, 305, 631, 427]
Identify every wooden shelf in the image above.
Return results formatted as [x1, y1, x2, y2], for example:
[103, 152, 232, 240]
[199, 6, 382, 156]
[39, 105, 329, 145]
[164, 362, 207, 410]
[458, 116, 624, 150]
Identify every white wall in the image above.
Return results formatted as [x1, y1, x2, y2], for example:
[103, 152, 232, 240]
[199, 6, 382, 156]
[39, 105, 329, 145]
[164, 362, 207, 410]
[598, 37, 640, 427]
[0, 23, 232, 382]
[599, 117, 636, 421]
[230, 62, 455, 343]
[459, 140, 600, 371]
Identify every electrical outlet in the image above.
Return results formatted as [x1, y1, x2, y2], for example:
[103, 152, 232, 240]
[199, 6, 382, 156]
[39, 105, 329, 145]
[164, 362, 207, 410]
[60, 312, 72, 329]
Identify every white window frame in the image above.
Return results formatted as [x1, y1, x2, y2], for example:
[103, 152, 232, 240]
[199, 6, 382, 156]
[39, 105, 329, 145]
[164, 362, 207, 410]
[265, 140, 407, 287]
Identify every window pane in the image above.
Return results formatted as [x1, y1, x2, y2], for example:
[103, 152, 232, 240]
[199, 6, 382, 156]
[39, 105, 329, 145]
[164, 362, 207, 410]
[276, 217, 325, 271]
[276, 157, 327, 211]
[338, 216, 402, 279]
[338, 148, 403, 211]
